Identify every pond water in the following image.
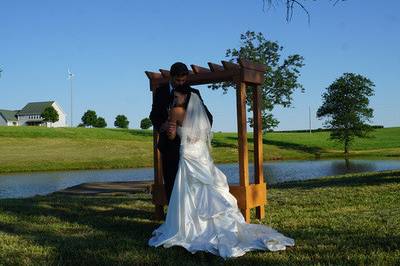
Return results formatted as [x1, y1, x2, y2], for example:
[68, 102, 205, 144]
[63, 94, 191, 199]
[0, 159, 399, 199]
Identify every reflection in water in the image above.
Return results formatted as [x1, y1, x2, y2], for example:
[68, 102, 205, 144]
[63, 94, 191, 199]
[331, 158, 376, 174]
[0, 159, 399, 198]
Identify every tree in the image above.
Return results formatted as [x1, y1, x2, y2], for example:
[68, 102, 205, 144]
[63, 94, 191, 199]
[41, 106, 59, 123]
[210, 31, 304, 131]
[114, 115, 129, 129]
[140, 117, 152, 130]
[262, 0, 346, 22]
[317, 73, 375, 155]
[81, 110, 97, 127]
[94, 117, 107, 128]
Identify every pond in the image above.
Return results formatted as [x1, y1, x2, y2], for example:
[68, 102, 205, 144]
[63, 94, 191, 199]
[0, 159, 399, 198]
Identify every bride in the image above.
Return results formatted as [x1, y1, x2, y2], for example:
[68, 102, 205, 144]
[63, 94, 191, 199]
[148, 85, 294, 258]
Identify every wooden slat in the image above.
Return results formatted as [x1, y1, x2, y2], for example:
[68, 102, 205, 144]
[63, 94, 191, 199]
[222, 60, 240, 70]
[186, 69, 239, 86]
[241, 68, 265, 85]
[152, 88, 160, 180]
[236, 82, 249, 187]
[253, 85, 265, 219]
[247, 183, 267, 209]
[229, 184, 267, 209]
[253, 85, 264, 185]
[190, 64, 211, 74]
[207, 62, 224, 72]
[153, 183, 166, 220]
[159, 69, 170, 78]
[151, 184, 167, 205]
[238, 58, 267, 72]
[145, 71, 162, 80]
[153, 134, 163, 185]
[146, 69, 240, 87]
[229, 183, 267, 223]
[151, 88, 165, 220]
[242, 209, 250, 223]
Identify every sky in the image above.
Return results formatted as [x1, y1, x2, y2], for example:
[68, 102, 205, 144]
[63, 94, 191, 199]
[1, 0, 399, 132]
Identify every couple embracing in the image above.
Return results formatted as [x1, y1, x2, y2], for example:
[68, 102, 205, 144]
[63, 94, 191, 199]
[148, 62, 294, 259]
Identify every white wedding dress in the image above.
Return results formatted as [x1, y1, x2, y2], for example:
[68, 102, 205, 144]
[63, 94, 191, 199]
[148, 93, 294, 258]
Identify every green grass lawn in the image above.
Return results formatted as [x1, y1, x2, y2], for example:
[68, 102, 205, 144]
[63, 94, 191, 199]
[0, 126, 399, 173]
[0, 170, 399, 265]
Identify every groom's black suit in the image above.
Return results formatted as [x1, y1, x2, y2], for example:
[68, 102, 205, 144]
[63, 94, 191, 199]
[150, 83, 213, 203]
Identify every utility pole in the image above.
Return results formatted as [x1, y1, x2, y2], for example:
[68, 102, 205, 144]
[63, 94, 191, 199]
[68, 69, 75, 127]
[309, 106, 312, 133]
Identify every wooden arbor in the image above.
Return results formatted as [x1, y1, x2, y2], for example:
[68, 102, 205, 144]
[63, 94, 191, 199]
[145, 59, 267, 223]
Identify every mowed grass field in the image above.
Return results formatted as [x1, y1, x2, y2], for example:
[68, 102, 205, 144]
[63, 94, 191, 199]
[0, 170, 399, 265]
[0, 126, 399, 173]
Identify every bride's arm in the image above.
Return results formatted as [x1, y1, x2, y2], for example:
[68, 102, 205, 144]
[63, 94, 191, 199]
[167, 107, 185, 140]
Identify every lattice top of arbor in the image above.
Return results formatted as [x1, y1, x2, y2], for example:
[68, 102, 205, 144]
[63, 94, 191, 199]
[145, 59, 267, 90]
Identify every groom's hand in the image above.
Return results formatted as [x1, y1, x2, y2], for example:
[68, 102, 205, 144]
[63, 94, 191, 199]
[160, 121, 169, 132]
[167, 121, 177, 140]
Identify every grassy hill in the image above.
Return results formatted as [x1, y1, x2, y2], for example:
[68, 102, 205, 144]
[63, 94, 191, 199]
[0, 126, 399, 173]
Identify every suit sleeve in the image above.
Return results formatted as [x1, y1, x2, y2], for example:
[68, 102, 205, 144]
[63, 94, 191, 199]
[149, 88, 165, 132]
[192, 89, 213, 127]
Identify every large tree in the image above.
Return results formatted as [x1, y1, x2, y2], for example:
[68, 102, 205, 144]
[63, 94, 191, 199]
[41, 106, 59, 123]
[317, 73, 375, 155]
[210, 31, 304, 131]
[81, 110, 97, 127]
[114, 115, 129, 129]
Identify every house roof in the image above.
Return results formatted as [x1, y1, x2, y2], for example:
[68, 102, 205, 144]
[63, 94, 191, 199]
[17, 101, 55, 116]
[0, 109, 19, 122]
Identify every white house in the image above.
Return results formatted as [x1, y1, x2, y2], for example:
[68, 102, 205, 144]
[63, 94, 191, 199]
[0, 101, 67, 127]
[0, 110, 19, 126]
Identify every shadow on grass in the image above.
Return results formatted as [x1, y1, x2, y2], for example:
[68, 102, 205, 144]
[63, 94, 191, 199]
[226, 136, 324, 158]
[211, 139, 238, 149]
[127, 129, 153, 137]
[386, 154, 400, 158]
[106, 128, 154, 138]
[271, 170, 400, 190]
[0, 193, 228, 265]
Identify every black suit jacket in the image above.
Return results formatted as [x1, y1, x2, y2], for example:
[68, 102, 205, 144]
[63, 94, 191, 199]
[149, 83, 213, 154]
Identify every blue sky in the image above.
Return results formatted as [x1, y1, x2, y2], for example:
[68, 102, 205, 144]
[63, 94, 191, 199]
[1, 0, 399, 131]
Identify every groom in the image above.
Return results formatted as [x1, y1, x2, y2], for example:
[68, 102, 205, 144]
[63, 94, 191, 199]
[149, 62, 213, 204]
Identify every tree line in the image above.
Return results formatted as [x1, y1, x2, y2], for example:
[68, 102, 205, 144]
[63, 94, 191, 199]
[78, 110, 152, 130]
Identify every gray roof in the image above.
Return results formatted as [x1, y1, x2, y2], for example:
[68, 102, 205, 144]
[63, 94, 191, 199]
[0, 109, 19, 122]
[17, 101, 55, 116]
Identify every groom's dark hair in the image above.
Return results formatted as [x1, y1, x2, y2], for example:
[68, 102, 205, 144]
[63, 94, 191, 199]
[170, 62, 189, 77]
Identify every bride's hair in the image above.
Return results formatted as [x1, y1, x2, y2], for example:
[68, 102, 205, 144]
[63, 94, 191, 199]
[174, 84, 190, 95]
[174, 85, 191, 109]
